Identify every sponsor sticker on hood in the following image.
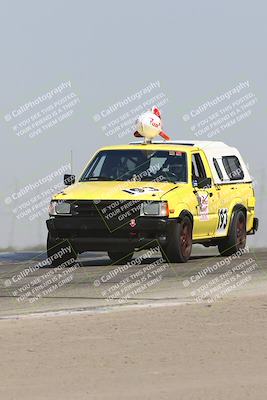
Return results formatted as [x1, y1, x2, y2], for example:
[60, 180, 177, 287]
[122, 187, 163, 196]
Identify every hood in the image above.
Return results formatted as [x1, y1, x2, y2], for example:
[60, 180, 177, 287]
[53, 181, 179, 201]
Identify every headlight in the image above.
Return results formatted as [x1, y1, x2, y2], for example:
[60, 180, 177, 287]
[48, 201, 71, 216]
[140, 201, 169, 217]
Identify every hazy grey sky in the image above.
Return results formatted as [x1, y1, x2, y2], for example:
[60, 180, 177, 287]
[0, 0, 266, 249]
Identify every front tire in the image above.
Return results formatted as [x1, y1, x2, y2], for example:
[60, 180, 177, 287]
[164, 216, 193, 263]
[47, 233, 77, 267]
[218, 209, 247, 256]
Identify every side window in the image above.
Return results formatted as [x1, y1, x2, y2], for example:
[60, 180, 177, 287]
[222, 156, 244, 181]
[192, 153, 207, 179]
[213, 158, 224, 180]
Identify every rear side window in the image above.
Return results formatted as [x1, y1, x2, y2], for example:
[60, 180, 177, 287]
[222, 156, 244, 180]
[213, 158, 223, 180]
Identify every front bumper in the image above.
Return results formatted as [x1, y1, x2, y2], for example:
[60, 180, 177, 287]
[46, 216, 176, 251]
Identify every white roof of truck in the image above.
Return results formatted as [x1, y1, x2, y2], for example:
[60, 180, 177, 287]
[129, 140, 252, 184]
[130, 140, 231, 150]
[130, 139, 230, 149]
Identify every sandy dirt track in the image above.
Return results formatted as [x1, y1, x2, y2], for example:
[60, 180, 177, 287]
[1, 295, 267, 400]
[0, 247, 266, 317]
[1, 249, 267, 399]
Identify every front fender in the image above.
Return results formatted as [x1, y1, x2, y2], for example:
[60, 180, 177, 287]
[168, 202, 193, 219]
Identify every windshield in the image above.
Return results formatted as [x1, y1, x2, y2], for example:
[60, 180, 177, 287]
[80, 149, 188, 183]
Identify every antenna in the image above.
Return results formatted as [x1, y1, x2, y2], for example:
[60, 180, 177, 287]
[70, 150, 73, 174]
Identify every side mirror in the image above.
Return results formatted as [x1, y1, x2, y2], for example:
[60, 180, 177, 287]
[193, 177, 212, 189]
[64, 174, 75, 186]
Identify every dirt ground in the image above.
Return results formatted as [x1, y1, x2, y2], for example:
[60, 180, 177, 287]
[1, 293, 267, 400]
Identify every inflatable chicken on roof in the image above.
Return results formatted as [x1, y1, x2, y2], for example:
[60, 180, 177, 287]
[134, 106, 171, 143]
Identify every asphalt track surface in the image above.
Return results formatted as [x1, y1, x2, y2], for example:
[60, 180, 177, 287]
[0, 247, 267, 319]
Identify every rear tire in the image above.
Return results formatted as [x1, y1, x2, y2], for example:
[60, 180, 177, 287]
[218, 209, 247, 256]
[47, 233, 77, 267]
[164, 216, 193, 263]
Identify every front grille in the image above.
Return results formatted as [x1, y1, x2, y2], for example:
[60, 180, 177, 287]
[69, 200, 143, 226]
[70, 201, 101, 217]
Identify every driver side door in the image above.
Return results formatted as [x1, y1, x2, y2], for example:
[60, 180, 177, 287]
[191, 152, 219, 239]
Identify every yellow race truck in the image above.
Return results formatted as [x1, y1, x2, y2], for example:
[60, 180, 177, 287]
[46, 140, 258, 264]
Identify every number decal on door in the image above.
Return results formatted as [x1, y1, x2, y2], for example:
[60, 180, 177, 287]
[217, 208, 228, 233]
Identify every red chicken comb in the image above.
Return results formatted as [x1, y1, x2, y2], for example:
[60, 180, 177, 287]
[152, 106, 161, 119]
